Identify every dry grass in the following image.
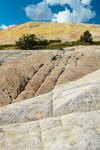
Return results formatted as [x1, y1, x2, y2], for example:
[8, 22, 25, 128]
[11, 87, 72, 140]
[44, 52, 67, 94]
[0, 22, 100, 45]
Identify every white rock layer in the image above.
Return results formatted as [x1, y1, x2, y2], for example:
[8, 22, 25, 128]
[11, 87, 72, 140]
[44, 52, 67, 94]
[0, 69, 100, 149]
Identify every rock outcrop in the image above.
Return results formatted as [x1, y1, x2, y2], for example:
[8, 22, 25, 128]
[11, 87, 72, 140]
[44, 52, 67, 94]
[0, 68, 100, 149]
[0, 46, 100, 149]
[0, 46, 100, 107]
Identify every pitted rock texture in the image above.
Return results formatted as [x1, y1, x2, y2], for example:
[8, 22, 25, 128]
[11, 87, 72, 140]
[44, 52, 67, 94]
[0, 68, 100, 149]
[0, 46, 100, 106]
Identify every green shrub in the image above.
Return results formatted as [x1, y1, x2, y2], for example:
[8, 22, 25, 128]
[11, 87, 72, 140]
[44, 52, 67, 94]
[49, 39, 62, 44]
[38, 39, 49, 46]
[96, 41, 100, 45]
[0, 44, 16, 50]
[15, 31, 98, 50]
[16, 34, 38, 50]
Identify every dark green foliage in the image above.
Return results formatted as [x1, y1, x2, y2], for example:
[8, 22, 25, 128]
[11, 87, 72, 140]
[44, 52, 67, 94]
[14, 31, 100, 50]
[96, 41, 100, 45]
[0, 44, 15, 50]
[16, 34, 62, 50]
[49, 39, 61, 44]
[56, 39, 62, 43]
[79, 30, 93, 44]
[93, 41, 100, 45]
[70, 41, 90, 46]
[16, 34, 38, 50]
[38, 39, 49, 46]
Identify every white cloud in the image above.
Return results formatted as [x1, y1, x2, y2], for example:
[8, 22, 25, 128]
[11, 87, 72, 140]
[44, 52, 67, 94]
[48, 0, 96, 23]
[46, 0, 80, 9]
[25, 0, 52, 20]
[81, 0, 91, 5]
[0, 24, 16, 30]
[52, 7, 95, 23]
[24, 0, 96, 23]
[46, 0, 91, 7]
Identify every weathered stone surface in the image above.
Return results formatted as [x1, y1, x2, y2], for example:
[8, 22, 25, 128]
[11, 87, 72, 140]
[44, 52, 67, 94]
[0, 111, 100, 149]
[0, 67, 100, 149]
[0, 92, 53, 126]
[0, 46, 100, 106]
[0, 69, 100, 126]
[0, 90, 11, 107]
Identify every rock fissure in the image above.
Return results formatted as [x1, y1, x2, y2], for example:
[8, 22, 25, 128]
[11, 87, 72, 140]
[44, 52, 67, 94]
[38, 121, 44, 149]
[65, 55, 71, 66]
[13, 63, 44, 103]
[34, 65, 54, 97]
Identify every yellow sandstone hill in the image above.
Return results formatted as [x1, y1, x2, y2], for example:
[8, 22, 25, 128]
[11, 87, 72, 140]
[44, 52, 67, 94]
[0, 22, 100, 45]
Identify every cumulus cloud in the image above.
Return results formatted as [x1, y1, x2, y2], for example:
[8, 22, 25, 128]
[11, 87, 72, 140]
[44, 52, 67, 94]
[0, 24, 16, 30]
[49, 0, 96, 23]
[52, 7, 95, 23]
[46, 0, 80, 9]
[24, 0, 96, 23]
[46, 0, 91, 7]
[25, 0, 52, 20]
[81, 0, 91, 5]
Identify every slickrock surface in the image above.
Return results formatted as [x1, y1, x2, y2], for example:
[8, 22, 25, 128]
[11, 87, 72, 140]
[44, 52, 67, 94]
[0, 68, 100, 149]
[0, 22, 100, 44]
[0, 68, 100, 125]
[0, 111, 100, 150]
[0, 46, 100, 107]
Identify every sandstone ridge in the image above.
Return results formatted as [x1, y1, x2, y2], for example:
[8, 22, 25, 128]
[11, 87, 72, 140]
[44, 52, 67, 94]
[0, 68, 100, 149]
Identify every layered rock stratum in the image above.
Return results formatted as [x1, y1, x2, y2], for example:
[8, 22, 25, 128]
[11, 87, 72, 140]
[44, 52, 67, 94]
[0, 22, 100, 44]
[0, 46, 100, 149]
[0, 46, 100, 106]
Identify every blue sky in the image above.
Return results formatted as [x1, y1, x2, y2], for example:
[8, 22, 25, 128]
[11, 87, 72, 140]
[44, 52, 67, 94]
[0, 0, 100, 30]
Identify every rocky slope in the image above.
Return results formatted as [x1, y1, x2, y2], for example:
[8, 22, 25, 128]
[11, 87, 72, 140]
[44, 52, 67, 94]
[0, 46, 100, 107]
[0, 66, 100, 149]
[0, 22, 100, 44]
[0, 46, 100, 149]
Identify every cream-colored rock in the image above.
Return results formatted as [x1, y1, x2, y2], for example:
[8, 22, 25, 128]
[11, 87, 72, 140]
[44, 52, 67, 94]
[0, 46, 100, 106]
[0, 68, 100, 149]
[0, 111, 100, 150]
[53, 69, 100, 117]
[0, 69, 100, 126]
[0, 92, 53, 126]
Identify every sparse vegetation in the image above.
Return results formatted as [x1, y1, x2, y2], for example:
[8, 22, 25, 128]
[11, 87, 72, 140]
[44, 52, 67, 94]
[0, 44, 16, 50]
[15, 34, 62, 50]
[0, 30, 100, 50]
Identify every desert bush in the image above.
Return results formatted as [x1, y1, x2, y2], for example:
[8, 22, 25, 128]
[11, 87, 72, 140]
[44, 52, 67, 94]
[49, 39, 61, 44]
[38, 39, 49, 46]
[15, 31, 98, 50]
[16, 34, 38, 50]
[0, 44, 16, 50]
[96, 41, 100, 45]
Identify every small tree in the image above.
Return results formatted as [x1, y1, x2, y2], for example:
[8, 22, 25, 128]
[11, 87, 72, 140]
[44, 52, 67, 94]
[79, 30, 93, 44]
[16, 34, 38, 50]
